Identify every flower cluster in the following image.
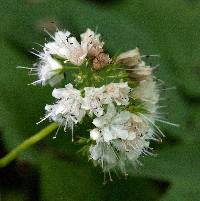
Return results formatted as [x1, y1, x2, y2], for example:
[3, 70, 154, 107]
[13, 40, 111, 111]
[43, 82, 130, 134]
[88, 47, 161, 174]
[20, 28, 168, 178]
[29, 28, 110, 86]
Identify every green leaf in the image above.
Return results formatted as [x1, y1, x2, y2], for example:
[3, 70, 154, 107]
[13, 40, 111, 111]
[0, 38, 52, 160]
[1, 190, 27, 201]
[39, 152, 165, 201]
[139, 143, 200, 201]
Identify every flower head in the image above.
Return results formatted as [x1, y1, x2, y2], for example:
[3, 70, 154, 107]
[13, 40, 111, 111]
[106, 82, 130, 106]
[34, 52, 63, 86]
[45, 84, 86, 132]
[19, 28, 171, 177]
[116, 48, 155, 81]
[80, 28, 104, 58]
[81, 28, 111, 69]
[89, 104, 152, 172]
[44, 31, 87, 66]
[91, 103, 149, 142]
[82, 86, 110, 117]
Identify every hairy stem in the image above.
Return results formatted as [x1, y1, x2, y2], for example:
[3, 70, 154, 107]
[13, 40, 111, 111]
[0, 123, 58, 168]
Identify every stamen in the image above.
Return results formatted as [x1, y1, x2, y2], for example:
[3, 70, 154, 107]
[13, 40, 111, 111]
[154, 118, 179, 127]
[161, 86, 176, 91]
[108, 171, 113, 182]
[53, 124, 62, 139]
[16, 66, 37, 70]
[141, 54, 160, 58]
[139, 113, 165, 137]
[33, 42, 45, 48]
[31, 48, 41, 54]
[36, 113, 51, 125]
[29, 51, 43, 58]
[28, 79, 42, 85]
[71, 122, 74, 142]
[64, 120, 68, 132]
[43, 28, 55, 40]
[103, 172, 107, 185]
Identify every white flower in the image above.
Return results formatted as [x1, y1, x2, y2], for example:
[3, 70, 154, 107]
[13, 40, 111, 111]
[90, 143, 102, 161]
[129, 61, 153, 81]
[133, 77, 159, 113]
[89, 141, 117, 171]
[89, 137, 150, 172]
[44, 31, 87, 65]
[92, 103, 150, 142]
[89, 104, 152, 172]
[81, 29, 111, 70]
[116, 48, 154, 81]
[44, 84, 86, 132]
[82, 86, 111, 117]
[80, 28, 104, 58]
[33, 52, 63, 86]
[82, 82, 131, 117]
[52, 83, 79, 99]
[92, 103, 116, 129]
[44, 31, 71, 58]
[116, 48, 141, 66]
[106, 82, 130, 106]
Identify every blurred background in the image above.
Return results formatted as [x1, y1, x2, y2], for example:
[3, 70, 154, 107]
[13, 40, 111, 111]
[0, 0, 200, 200]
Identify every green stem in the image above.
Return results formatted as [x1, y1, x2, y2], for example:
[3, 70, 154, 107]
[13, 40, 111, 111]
[0, 122, 58, 168]
[63, 66, 80, 71]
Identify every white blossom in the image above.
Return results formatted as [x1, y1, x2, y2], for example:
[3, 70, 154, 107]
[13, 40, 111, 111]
[90, 137, 150, 172]
[92, 103, 149, 142]
[44, 84, 86, 133]
[32, 52, 63, 86]
[116, 48, 154, 81]
[89, 141, 117, 171]
[133, 77, 159, 113]
[82, 86, 111, 117]
[82, 82, 131, 117]
[116, 47, 141, 66]
[106, 82, 130, 106]
[80, 28, 104, 58]
[129, 61, 153, 81]
[89, 104, 152, 172]
[44, 31, 87, 65]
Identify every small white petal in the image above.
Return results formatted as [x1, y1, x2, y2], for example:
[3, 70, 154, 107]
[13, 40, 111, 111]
[90, 128, 101, 141]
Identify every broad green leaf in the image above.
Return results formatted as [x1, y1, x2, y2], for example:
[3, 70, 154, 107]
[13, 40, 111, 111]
[39, 153, 165, 201]
[139, 143, 200, 201]
[0, 38, 53, 161]
[1, 190, 27, 201]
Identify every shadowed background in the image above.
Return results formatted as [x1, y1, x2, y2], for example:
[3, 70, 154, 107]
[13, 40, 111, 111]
[0, 0, 200, 200]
